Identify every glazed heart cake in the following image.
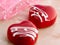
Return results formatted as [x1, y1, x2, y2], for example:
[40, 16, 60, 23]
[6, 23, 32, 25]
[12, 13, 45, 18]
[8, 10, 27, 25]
[0, 0, 40, 20]
[7, 20, 38, 45]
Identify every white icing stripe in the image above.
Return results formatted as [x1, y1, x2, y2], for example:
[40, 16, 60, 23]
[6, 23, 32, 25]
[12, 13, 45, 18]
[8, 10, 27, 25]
[26, 31, 36, 37]
[31, 11, 43, 22]
[10, 26, 38, 40]
[13, 32, 35, 40]
[10, 27, 38, 33]
[13, 31, 36, 37]
[13, 32, 23, 37]
[26, 34, 35, 40]
[31, 6, 50, 22]
[32, 28, 38, 33]
[11, 28, 18, 32]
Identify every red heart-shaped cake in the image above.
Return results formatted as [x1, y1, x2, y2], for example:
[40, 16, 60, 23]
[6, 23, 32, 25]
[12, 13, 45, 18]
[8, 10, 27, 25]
[29, 5, 57, 28]
[7, 20, 38, 45]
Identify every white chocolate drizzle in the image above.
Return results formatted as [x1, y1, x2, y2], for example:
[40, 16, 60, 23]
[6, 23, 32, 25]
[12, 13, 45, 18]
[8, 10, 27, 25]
[10, 26, 38, 40]
[30, 6, 50, 22]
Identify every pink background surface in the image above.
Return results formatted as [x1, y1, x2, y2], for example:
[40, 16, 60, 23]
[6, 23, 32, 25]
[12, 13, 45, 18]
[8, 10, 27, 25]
[0, 0, 40, 20]
[0, 0, 60, 45]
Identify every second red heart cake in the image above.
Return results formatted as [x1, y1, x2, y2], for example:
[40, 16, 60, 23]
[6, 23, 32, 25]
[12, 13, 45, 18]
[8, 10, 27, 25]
[7, 20, 38, 45]
[29, 5, 57, 28]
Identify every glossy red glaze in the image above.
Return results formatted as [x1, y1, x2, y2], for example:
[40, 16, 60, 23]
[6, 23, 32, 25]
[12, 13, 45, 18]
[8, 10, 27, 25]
[7, 20, 38, 45]
[29, 5, 57, 28]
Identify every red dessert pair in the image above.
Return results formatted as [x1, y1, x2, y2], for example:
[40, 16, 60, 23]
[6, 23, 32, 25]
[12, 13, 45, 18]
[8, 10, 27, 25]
[7, 5, 57, 45]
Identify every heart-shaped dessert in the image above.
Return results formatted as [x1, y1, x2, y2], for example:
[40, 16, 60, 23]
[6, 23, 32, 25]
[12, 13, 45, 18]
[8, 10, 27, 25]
[0, 0, 40, 20]
[29, 5, 57, 28]
[7, 20, 38, 45]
